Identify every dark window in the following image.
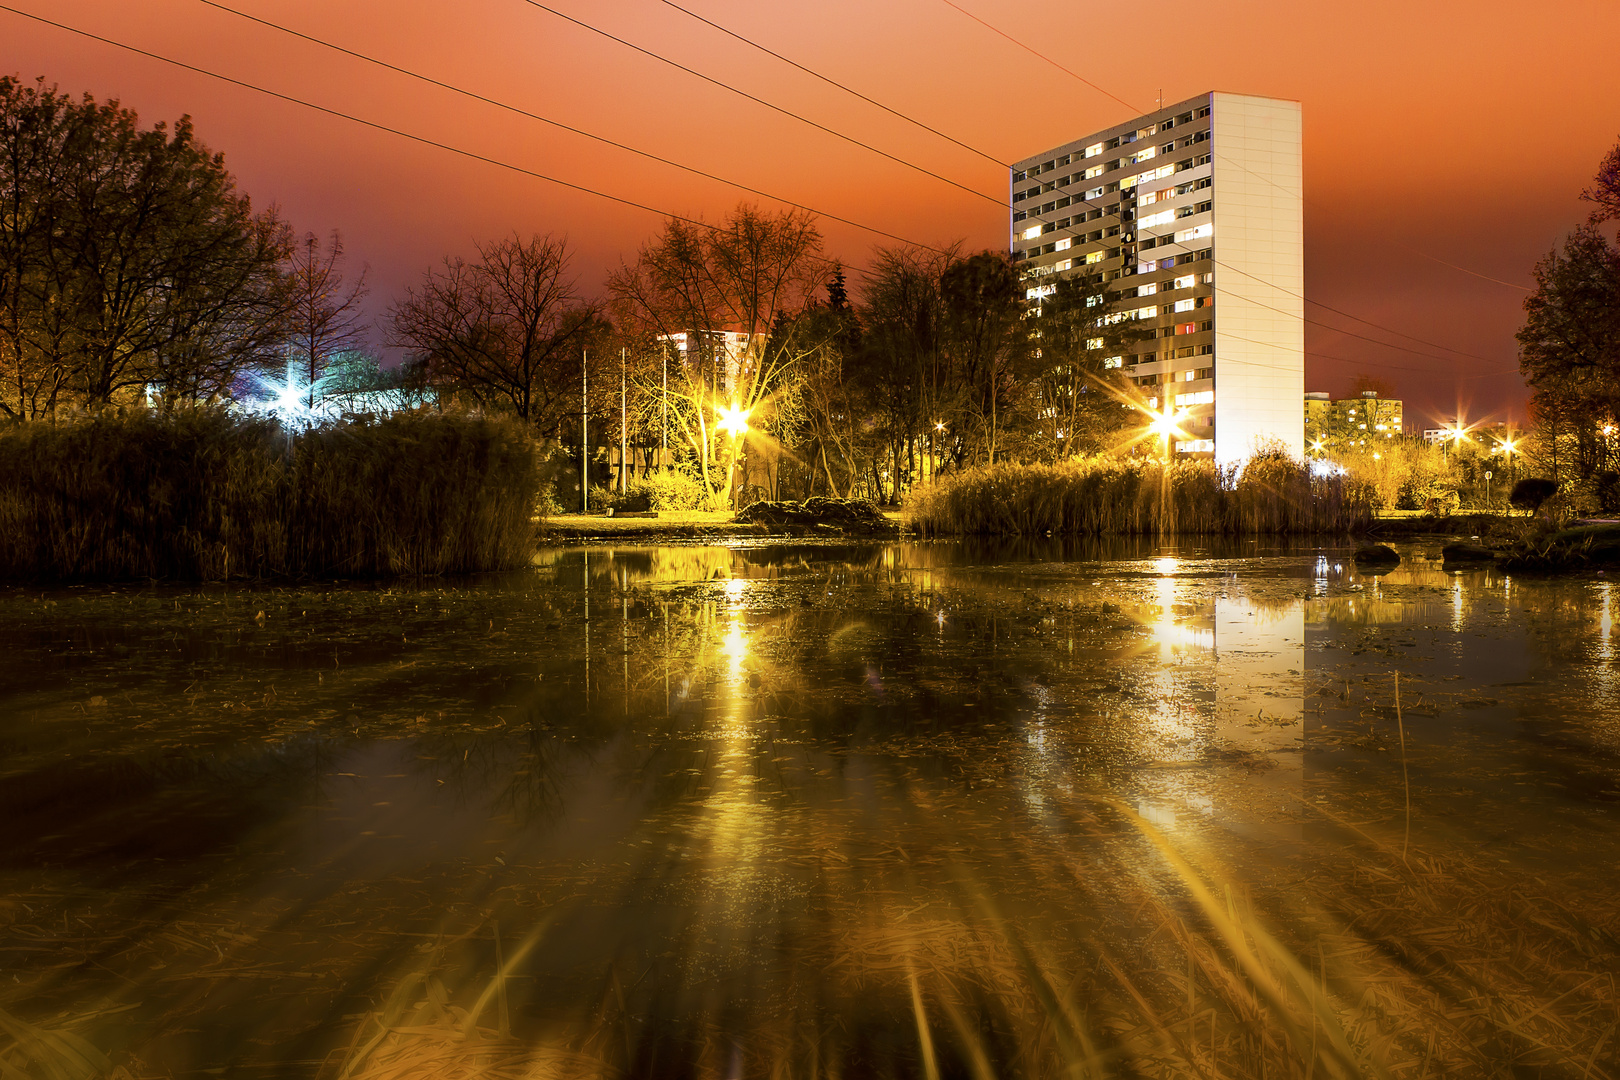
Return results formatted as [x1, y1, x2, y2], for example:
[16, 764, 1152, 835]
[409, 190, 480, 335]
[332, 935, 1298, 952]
[1195, 200, 1212, 213]
[1199, 320, 1213, 331]
[1197, 344, 1213, 355]
[1176, 158, 1194, 172]
[1177, 111, 1194, 123]
[1056, 196, 1071, 209]
[1013, 170, 1027, 182]
[1041, 202, 1056, 214]
[1140, 237, 1157, 250]
[1043, 222, 1056, 234]
[1106, 137, 1120, 149]
[1058, 154, 1071, 166]
[1012, 211, 1026, 222]
[1013, 192, 1025, 203]
[1196, 106, 1211, 118]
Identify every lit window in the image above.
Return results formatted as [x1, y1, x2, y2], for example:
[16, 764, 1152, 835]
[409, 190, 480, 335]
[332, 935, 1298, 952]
[1086, 187, 1104, 200]
[1084, 251, 1105, 264]
[1138, 283, 1157, 296]
[1133, 305, 1157, 320]
[1103, 356, 1123, 368]
[1132, 146, 1157, 163]
[1174, 390, 1214, 406]
[1053, 237, 1071, 251]
[1174, 298, 1195, 313]
[1056, 258, 1072, 271]
[1084, 165, 1104, 179]
[1140, 210, 1174, 228]
[1084, 142, 1104, 158]
[1021, 225, 1042, 241]
[1137, 190, 1159, 206]
[1086, 337, 1104, 349]
[1025, 284, 1056, 300]
[1182, 369, 1196, 381]
[1176, 439, 1214, 452]
[1173, 275, 1194, 289]
[1174, 223, 1213, 242]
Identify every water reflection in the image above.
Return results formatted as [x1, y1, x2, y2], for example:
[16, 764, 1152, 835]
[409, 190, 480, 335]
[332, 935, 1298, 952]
[1, 541, 1618, 1076]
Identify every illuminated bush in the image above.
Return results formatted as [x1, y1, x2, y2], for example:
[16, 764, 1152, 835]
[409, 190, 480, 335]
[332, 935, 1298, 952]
[904, 453, 1371, 536]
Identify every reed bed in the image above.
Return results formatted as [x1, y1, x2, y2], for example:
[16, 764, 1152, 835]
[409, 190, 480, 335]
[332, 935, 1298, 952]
[906, 454, 1373, 536]
[0, 409, 540, 580]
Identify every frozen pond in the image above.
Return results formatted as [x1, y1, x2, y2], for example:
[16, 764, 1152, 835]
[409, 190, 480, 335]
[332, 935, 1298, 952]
[1, 540, 1617, 1077]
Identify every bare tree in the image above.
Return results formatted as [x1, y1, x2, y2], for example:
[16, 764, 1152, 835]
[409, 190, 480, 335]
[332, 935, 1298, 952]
[608, 204, 829, 508]
[390, 234, 604, 432]
[284, 229, 368, 410]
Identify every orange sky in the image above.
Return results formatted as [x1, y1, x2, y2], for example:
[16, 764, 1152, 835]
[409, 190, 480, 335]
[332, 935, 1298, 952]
[8, 0, 1620, 425]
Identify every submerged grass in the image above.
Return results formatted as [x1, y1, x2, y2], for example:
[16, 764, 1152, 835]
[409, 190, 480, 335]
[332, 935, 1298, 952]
[906, 454, 1373, 536]
[0, 409, 540, 581]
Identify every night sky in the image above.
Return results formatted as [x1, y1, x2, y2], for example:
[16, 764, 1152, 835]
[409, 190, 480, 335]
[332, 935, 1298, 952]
[9, 0, 1620, 426]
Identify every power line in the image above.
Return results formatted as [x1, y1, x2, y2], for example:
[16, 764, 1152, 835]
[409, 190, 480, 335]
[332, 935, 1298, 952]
[518, 0, 1004, 207]
[188, 0, 939, 252]
[934, 0, 1141, 114]
[927, 5, 1531, 359]
[655, 0, 1009, 168]
[0, 6, 731, 228]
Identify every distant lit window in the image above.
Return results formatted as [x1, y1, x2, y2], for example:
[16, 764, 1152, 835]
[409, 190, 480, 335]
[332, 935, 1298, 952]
[1084, 142, 1104, 158]
[1174, 223, 1213, 242]
[1103, 356, 1123, 369]
[1137, 190, 1159, 207]
[1084, 165, 1104, 179]
[1086, 187, 1104, 200]
[1177, 439, 1214, 452]
[1086, 337, 1104, 349]
[1132, 146, 1157, 163]
[1026, 284, 1056, 300]
[1173, 275, 1194, 289]
[1140, 210, 1175, 228]
[1084, 250, 1105, 264]
[1174, 390, 1214, 406]
[1021, 225, 1042, 241]
[1138, 283, 1157, 296]
[1054, 237, 1072, 251]
[1174, 299, 1195, 313]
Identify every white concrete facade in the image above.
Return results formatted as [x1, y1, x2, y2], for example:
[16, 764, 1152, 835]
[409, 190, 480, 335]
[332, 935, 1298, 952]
[1209, 93, 1304, 465]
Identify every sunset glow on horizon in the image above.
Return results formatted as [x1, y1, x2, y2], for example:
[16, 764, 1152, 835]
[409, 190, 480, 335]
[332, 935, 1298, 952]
[10, 0, 1619, 421]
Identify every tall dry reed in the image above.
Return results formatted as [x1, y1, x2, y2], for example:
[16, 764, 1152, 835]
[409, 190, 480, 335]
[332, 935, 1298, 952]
[905, 453, 1372, 536]
[0, 409, 540, 581]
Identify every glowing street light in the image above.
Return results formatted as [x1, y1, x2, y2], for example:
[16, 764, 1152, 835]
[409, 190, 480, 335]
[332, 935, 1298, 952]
[716, 402, 751, 439]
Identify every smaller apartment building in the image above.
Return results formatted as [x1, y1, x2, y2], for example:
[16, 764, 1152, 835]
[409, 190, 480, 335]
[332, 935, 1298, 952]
[1305, 391, 1403, 450]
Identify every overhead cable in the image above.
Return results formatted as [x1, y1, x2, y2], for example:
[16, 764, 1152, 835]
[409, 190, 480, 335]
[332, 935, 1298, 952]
[518, 0, 1004, 207]
[190, 0, 941, 251]
[0, 4, 949, 260]
[655, 0, 1009, 168]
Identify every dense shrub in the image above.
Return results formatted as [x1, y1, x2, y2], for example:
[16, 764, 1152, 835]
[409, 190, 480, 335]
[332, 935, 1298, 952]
[589, 467, 709, 513]
[0, 409, 540, 580]
[904, 453, 1372, 536]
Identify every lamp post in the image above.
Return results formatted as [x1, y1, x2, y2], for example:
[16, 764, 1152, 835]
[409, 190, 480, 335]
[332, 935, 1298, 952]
[716, 402, 751, 510]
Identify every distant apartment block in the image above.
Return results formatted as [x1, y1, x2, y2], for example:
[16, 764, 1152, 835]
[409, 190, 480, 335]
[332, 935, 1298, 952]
[1011, 92, 1303, 463]
[1305, 390, 1404, 449]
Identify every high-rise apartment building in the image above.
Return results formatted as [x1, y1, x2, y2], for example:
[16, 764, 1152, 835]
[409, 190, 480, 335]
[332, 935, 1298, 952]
[1011, 92, 1303, 463]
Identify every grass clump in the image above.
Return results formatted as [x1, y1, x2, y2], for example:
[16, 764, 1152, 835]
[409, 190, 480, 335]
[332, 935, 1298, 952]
[0, 409, 540, 581]
[905, 453, 1372, 537]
